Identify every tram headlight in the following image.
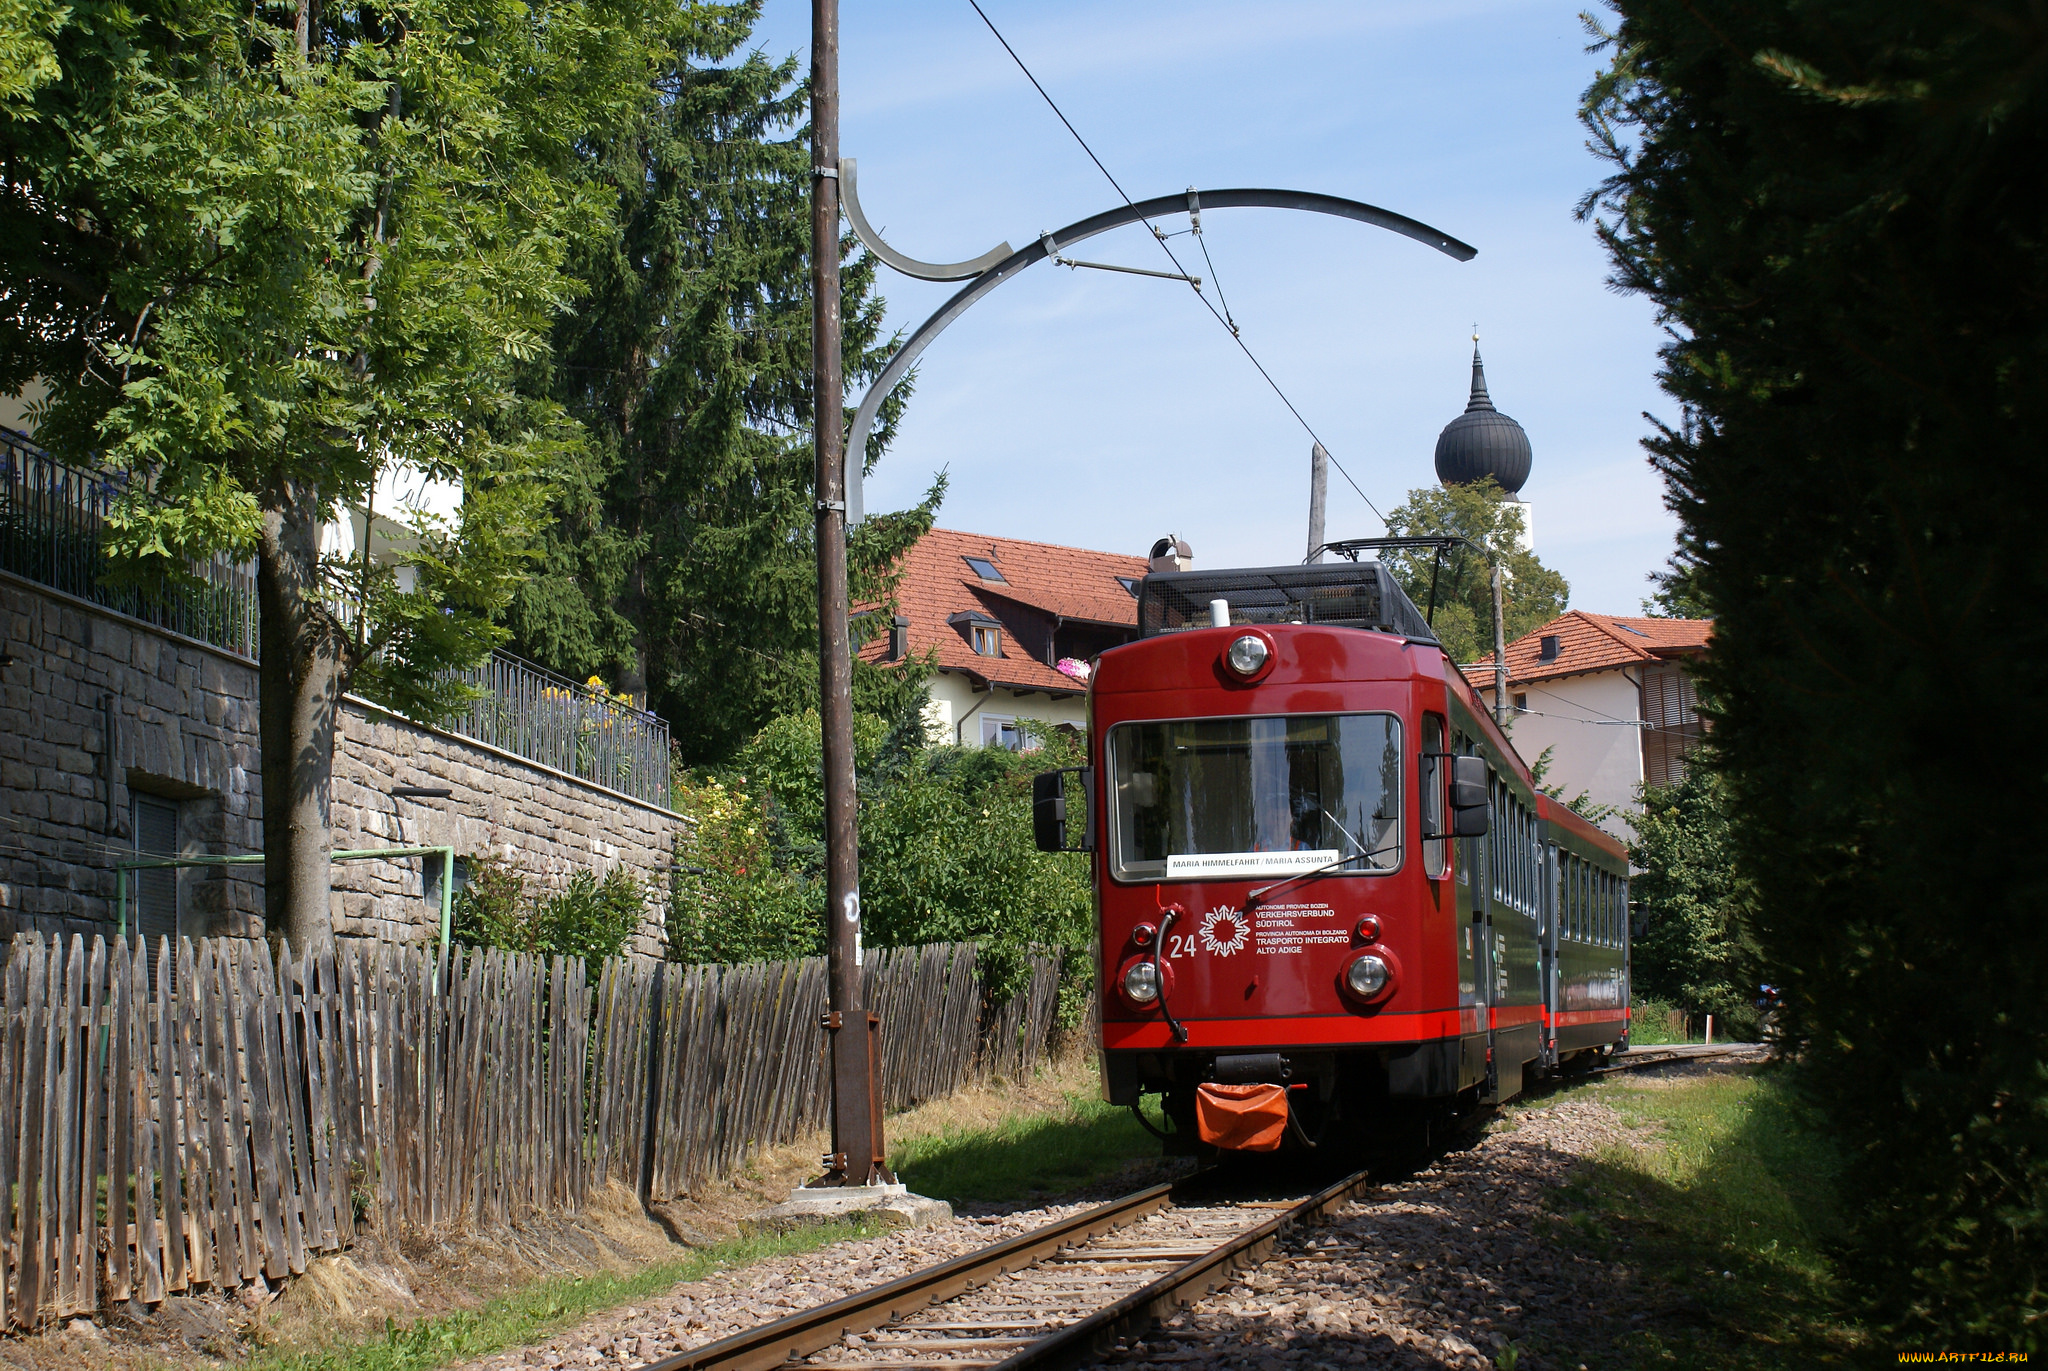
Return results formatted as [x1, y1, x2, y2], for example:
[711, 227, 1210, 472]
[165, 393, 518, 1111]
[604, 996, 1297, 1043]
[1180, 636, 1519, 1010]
[1344, 953, 1391, 1000]
[1122, 959, 1161, 1005]
[1225, 634, 1270, 677]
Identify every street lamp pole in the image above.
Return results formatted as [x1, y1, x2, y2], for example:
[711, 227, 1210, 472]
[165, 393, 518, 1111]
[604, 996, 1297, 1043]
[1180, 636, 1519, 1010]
[810, 0, 882, 1187]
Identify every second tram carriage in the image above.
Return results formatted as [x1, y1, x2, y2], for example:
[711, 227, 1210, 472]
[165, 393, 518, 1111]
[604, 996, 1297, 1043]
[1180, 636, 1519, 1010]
[1032, 558, 1631, 1153]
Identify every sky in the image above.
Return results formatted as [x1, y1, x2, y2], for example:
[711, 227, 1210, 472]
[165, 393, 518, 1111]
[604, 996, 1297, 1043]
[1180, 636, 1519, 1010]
[747, 0, 1678, 613]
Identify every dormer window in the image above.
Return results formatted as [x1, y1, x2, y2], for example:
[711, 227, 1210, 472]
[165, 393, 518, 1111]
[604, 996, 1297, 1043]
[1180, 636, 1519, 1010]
[963, 556, 1006, 583]
[949, 609, 1004, 657]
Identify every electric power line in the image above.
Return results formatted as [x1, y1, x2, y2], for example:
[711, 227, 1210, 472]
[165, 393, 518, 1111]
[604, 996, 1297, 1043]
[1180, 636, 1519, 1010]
[965, 0, 1387, 525]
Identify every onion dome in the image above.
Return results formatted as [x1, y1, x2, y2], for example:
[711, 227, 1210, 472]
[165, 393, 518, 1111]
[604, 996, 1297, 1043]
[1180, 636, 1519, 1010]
[1433, 344, 1532, 495]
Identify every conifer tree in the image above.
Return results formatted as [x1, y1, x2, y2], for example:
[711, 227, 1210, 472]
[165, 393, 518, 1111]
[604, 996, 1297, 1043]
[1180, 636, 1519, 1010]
[507, 6, 936, 763]
[1582, 1, 2048, 1341]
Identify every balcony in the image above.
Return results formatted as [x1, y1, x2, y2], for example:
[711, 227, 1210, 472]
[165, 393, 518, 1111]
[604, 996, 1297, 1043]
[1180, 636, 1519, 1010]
[0, 427, 669, 807]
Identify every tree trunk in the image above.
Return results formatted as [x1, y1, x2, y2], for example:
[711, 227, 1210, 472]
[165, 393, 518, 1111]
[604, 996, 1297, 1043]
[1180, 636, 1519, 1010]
[257, 484, 347, 948]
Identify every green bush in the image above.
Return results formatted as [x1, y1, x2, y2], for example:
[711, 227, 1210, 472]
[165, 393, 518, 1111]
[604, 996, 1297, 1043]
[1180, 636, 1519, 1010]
[450, 857, 641, 971]
[1628, 760, 1759, 1036]
[669, 701, 1094, 1009]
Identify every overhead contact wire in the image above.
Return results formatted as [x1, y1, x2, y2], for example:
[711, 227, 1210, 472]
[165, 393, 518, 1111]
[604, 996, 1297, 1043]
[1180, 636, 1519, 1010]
[965, 0, 1388, 526]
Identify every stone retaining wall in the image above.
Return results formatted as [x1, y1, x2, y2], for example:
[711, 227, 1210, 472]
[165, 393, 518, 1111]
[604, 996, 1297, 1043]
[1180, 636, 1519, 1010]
[0, 570, 683, 955]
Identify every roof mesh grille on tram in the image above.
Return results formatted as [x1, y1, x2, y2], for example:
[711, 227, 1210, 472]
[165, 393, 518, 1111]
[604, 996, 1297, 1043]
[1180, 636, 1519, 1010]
[1136, 562, 1438, 642]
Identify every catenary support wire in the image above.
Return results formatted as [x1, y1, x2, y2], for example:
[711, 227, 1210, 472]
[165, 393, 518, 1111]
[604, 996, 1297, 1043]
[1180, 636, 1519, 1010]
[966, 0, 1389, 524]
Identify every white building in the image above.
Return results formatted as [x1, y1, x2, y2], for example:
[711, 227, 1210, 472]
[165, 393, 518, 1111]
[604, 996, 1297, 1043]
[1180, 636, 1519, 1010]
[860, 527, 1151, 747]
[1467, 612, 1712, 840]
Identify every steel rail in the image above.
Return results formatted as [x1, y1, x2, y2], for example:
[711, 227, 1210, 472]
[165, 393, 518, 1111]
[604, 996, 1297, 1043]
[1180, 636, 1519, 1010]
[1001, 1166, 1373, 1370]
[638, 1179, 1181, 1371]
[637, 1166, 1374, 1371]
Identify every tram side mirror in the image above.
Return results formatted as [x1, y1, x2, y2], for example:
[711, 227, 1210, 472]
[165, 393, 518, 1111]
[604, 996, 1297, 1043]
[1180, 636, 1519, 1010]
[1032, 768, 1095, 853]
[1449, 756, 1490, 836]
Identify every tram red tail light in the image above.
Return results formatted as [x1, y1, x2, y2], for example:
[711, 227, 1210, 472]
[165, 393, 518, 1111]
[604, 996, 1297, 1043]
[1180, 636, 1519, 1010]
[1131, 922, 1157, 948]
[1355, 914, 1382, 943]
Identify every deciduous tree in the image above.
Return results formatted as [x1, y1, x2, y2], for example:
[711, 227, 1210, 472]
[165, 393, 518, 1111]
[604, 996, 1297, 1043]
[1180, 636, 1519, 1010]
[2, 0, 670, 944]
[1377, 478, 1568, 663]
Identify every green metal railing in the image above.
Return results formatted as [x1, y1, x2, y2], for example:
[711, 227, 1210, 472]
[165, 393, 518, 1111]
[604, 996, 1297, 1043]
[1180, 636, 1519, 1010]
[116, 846, 458, 947]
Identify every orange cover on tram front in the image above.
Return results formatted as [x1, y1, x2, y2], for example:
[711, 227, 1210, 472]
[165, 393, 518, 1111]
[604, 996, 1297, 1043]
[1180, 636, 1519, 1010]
[1194, 1082, 1288, 1152]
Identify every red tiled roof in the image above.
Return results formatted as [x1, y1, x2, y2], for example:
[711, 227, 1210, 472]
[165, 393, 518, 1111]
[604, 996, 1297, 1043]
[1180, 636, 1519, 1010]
[1460, 611, 1712, 691]
[858, 527, 1149, 694]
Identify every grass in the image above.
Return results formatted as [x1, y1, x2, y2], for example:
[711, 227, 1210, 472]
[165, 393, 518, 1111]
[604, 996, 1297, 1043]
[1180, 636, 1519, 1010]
[246, 1058, 1172, 1371]
[1534, 1068, 1865, 1369]
[245, 1219, 884, 1371]
[889, 1081, 1169, 1203]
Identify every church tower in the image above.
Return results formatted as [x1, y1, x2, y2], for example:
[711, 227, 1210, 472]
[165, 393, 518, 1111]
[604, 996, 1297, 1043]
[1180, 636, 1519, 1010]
[1433, 339, 1534, 549]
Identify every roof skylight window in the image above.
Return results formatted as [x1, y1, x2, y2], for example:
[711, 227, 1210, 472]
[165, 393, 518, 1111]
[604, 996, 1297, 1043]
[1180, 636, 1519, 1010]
[1116, 576, 1140, 597]
[963, 556, 1006, 583]
[1612, 621, 1650, 637]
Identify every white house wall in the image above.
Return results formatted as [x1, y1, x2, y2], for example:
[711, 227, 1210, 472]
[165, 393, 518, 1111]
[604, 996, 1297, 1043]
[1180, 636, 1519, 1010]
[921, 669, 1088, 747]
[1492, 668, 1644, 840]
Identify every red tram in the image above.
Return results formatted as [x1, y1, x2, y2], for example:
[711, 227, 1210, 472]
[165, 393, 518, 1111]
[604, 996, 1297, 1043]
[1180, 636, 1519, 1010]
[1032, 559, 1632, 1153]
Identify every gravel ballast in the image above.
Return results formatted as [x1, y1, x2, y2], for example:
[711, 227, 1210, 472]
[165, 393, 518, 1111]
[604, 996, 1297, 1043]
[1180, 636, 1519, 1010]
[454, 1074, 1721, 1371]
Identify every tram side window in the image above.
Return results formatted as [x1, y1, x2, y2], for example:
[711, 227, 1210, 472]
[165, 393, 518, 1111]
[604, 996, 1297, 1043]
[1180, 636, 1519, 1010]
[1491, 777, 1505, 902]
[1564, 856, 1581, 942]
[1573, 859, 1586, 942]
[1568, 859, 1577, 942]
[1586, 864, 1595, 944]
[1421, 715, 1448, 879]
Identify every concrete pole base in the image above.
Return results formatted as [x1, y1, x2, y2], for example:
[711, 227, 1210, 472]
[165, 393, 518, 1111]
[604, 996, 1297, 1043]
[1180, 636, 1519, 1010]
[742, 1182, 952, 1235]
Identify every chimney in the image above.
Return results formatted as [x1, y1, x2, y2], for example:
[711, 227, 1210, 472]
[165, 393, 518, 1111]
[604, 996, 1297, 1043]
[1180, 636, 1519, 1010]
[1538, 634, 1560, 662]
[887, 614, 909, 662]
[1148, 536, 1193, 575]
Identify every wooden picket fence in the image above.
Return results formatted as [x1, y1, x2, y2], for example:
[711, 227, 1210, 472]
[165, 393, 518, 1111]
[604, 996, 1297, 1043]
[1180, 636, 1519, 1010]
[0, 932, 1062, 1330]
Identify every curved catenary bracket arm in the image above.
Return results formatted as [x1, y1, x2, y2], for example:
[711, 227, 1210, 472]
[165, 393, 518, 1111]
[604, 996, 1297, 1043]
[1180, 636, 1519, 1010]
[840, 159, 1014, 282]
[845, 188, 1477, 523]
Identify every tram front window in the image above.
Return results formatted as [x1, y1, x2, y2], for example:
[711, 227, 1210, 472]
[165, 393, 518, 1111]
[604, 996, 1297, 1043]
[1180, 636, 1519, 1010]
[1108, 713, 1402, 881]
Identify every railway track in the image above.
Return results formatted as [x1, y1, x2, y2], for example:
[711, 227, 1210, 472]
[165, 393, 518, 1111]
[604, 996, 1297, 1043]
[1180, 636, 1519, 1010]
[638, 1043, 1763, 1371]
[1599, 1041, 1766, 1075]
[640, 1165, 1372, 1371]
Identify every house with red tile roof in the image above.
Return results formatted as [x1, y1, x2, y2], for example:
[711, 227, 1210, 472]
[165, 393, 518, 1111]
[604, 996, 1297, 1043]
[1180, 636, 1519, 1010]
[859, 527, 1151, 747]
[1463, 611, 1712, 838]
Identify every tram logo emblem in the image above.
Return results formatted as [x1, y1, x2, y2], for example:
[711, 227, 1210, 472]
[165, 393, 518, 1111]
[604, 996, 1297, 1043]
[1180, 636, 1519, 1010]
[1199, 907, 1249, 957]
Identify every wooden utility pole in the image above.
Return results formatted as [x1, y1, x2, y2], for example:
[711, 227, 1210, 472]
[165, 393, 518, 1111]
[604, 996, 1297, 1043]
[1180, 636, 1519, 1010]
[810, 0, 884, 1187]
[1491, 563, 1510, 726]
[1306, 442, 1328, 563]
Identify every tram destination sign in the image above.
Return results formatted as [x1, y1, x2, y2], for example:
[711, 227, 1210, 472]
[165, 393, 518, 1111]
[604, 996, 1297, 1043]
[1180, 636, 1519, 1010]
[1165, 850, 1342, 879]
